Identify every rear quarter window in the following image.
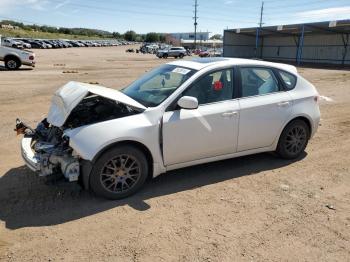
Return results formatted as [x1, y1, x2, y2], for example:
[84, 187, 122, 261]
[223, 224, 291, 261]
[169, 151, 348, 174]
[279, 71, 297, 90]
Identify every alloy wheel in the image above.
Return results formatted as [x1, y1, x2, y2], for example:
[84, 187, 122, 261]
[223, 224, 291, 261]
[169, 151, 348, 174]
[100, 154, 141, 193]
[284, 126, 307, 155]
[7, 60, 17, 69]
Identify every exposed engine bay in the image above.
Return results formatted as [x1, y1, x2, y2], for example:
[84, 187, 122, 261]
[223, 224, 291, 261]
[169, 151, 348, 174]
[16, 93, 141, 182]
[64, 94, 138, 128]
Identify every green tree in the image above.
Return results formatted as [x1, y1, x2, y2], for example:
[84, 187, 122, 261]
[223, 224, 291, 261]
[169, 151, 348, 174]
[124, 30, 137, 41]
[112, 32, 122, 39]
[159, 34, 166, 43]
[145, 32, 160, 42]
[210, 34, 222, 40]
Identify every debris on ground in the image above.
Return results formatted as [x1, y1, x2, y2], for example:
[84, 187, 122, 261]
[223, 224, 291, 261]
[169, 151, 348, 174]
[325, 204, 336, 210]
[62, 70, 78, 73]
[280, 184, 290, 191]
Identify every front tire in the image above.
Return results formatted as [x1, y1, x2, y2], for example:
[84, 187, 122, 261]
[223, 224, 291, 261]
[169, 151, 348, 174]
[276, 119, 310, 159]
[163, 53, 168, 59]
[90, 145, 149, 199]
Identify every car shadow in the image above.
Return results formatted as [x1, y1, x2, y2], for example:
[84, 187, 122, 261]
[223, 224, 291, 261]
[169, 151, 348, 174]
[0, 65, 34, 71]
[0, 152, 306, 229]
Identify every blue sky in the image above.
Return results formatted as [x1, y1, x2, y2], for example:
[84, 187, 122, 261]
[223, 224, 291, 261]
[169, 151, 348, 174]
[0, 0, 349, 34]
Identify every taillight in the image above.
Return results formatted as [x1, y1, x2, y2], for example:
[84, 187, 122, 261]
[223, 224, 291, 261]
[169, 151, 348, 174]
[29, 55, 34, 60]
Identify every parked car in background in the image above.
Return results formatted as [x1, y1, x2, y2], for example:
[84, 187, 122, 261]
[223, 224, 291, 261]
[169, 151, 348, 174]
[2, 38, 24, 49]
[157, 46, 187, 58]
[19, 39, 42, 49]
[34, 40, 50, 49]
[0, 45, 35, 69]
[16, 40, 31, 49]
[0, 38, 132, 49]
[17, 58, 320, 199]
[198, 50, 210, 57]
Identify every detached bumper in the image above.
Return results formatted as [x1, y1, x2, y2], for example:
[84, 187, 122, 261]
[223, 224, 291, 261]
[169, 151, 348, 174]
[21, 136, 40, 172]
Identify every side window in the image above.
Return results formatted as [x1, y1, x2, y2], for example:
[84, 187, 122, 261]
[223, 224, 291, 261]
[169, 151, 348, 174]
[240, 67, 279, 97]
[183, 69, 233, 105]
[279, 70, 297, 90]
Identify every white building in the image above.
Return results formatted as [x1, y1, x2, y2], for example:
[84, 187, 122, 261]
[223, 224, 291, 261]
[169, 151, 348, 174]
[169, 32, 210, 41]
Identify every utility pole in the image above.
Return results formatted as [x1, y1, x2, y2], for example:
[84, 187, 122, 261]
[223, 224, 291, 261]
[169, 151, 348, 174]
[259, 1, 264, 28]
[255, 1, 264, 57]
[193, 0, 198, 50]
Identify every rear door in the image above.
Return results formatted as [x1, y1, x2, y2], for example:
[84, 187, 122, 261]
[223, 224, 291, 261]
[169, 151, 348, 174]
[237, 67, 293, 151]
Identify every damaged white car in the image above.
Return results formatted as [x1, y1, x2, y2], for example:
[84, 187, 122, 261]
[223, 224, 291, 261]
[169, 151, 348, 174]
[17, 58, 320, 199]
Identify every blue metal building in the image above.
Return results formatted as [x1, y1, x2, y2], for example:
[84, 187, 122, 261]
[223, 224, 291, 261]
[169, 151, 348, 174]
[223, 20, 350, 66]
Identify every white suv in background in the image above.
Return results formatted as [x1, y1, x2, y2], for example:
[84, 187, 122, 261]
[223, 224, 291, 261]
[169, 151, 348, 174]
[157, 46, 187, 59]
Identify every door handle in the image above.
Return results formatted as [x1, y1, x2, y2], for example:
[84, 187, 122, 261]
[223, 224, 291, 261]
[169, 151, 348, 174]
[277, 101, 290, 107]
[222, 111, 238, 117]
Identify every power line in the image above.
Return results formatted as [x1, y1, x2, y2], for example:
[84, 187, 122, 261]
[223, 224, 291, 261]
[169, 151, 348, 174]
[67, 3, 190, 18]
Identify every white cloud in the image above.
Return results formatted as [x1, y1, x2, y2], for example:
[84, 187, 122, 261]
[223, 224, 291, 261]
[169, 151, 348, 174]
[0, 0, 15, 12]
[225, 0, 234, 4]
[0, 0, 49, 13]
[297, 6, 350, 20]
[54, 0, 70, 10]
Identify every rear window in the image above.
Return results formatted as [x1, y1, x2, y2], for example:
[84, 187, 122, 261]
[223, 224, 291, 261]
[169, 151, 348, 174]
[279, 71, 297, 90]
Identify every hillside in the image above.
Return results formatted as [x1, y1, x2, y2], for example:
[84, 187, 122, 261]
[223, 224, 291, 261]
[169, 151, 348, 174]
[0, 28, 109, 40]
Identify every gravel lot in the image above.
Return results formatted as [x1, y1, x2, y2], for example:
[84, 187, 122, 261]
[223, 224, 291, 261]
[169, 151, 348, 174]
[0, 46, 349, 262]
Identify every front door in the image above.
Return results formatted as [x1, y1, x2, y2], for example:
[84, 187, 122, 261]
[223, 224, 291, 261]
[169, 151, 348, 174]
[162, 68, 239, 166]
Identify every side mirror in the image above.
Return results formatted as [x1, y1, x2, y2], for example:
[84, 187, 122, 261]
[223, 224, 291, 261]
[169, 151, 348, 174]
[177, 96, 198, 110]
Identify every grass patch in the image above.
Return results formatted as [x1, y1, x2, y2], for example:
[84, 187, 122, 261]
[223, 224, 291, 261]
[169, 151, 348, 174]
[0, 28, 109, 40]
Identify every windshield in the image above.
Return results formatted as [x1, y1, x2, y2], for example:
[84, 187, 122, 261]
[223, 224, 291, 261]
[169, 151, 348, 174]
[121, 64, 196, 107]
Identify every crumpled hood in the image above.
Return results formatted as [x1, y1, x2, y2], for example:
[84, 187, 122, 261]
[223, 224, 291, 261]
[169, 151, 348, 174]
[47, 81, 146, 127]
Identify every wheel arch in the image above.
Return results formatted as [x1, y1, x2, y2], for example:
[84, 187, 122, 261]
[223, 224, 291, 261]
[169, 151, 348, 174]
[4, 54, 22, 66]
[279, 115, 312, 141]
[291, 116, 312, 136]
[92, 140, 154, 168]
[81, 140, 154, 190]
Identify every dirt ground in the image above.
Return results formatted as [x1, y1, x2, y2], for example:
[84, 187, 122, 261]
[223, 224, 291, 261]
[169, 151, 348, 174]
[0, 46, 349, 262]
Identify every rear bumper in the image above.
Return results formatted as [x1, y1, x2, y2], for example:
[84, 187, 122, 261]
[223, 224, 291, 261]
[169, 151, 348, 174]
[22, 61, 35, 67]
[21, 136, 40, 172]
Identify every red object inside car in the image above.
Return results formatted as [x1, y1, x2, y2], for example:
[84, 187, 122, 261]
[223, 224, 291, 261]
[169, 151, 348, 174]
[213, 81, 223, 91]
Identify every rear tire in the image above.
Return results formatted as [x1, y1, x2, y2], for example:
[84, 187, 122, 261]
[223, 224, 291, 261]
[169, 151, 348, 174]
[179, 53, 184, 59]
[163, 53, 168, 59]
[90, 145, 149, 200]
[276, 119, 310, 159]
[4, 57, 21, 70]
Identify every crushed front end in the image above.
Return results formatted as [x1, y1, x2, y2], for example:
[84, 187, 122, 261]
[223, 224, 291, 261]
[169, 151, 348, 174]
[15, 81, 146, 184]
[17, 118, 80, 182]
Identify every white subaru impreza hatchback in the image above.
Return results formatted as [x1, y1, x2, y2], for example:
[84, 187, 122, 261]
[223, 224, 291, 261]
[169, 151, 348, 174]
[17, 58, 320, 199]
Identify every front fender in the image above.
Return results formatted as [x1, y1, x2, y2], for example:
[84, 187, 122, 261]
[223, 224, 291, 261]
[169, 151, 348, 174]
[64, 113, 162, 166]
